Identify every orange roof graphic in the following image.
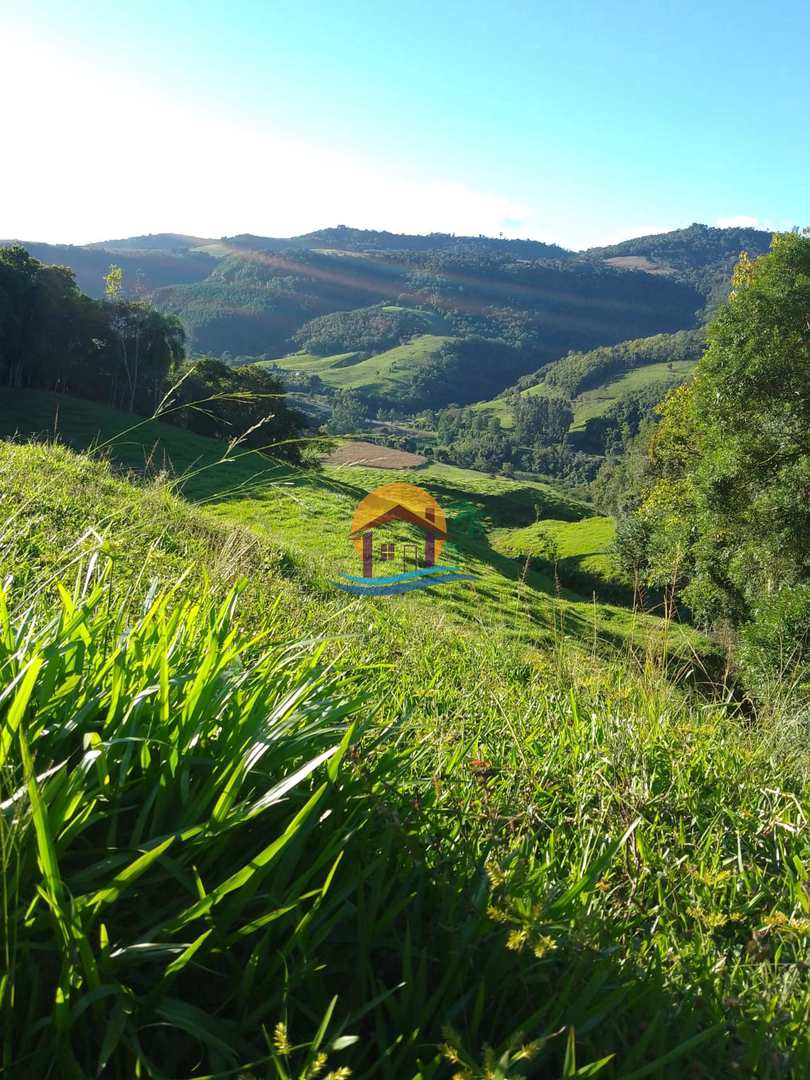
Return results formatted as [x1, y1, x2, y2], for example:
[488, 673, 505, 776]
[350, 483, 447, 560]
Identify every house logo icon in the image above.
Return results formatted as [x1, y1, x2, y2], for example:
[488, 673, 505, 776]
[333, 482, 476, 596]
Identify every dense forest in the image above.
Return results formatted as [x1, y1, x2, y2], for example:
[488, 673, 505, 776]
[0, 246, 304, 457]
[8, 224, 755, 361]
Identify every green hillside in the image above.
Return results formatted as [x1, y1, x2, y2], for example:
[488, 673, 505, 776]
[0, 388, 702, 657]
[585, 222, 774, 305]
[491, 515, 628, 598]
[458, 330, 706, 473]
[278, 333, 454, 389]
[3, 410, 809, 1076]
[17, 230, 704, 371]
[570, 357, 698, 430]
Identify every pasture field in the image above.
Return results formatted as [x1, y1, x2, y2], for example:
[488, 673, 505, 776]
[570, 358, 698, 430]
[0, 389, 682, 654]
[270, 335, 455, 395]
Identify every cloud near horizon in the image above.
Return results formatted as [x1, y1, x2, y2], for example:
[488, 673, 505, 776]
[716, 215, 761, 228]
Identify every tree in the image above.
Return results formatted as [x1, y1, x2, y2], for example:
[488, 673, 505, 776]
[104, 265, 185, 411]
[325, 390, 367, 435]
[634, 232, 810, 685]
[165, 358, 305, 461]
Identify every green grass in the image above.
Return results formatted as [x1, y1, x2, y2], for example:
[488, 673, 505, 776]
[570, 359, 698, 430]
[273, 335, 456, 396]
[262, 350, 365, 375]
[470, 361, 697, 437]
[491, 515, 627, 596]
[1, 389, 694, 658]
[3, 435, 810, 1076]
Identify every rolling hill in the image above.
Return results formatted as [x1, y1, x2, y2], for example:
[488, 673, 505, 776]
[585, 222, 774, 306]
[469, 328, 706, 455]
[5, 401, 799, 1077]
[0, 386, 701, 653]
[5, 223, 767, 423]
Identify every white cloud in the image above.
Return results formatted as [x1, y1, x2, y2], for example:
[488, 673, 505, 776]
[716, 215, 760, 228]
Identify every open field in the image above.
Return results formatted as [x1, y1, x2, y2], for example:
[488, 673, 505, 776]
[491, 515, 624, 593]
[0, 389, 705, 660]
[571, 357, 698, 429]
[324, 439, 428, 468]
[604, 255, 674, 274]
[273, 334, 456, 396]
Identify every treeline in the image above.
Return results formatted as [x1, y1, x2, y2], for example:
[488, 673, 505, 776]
[0, 246, 304, 459]
[595, 232, 810, 696]
[542, 329, 705, 398]
[0, 245, 184, 412]
[293, 305, 435, 356]
[426, 396, 596, 480]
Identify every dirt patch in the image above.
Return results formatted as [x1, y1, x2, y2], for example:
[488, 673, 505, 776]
[325, 440, 428, 469]
[604, 256, 673, 275]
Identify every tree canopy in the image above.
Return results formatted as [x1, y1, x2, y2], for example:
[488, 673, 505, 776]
[617, 232, 810, 690]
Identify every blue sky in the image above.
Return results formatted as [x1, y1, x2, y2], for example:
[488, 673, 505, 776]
[2, 0, 807, 248]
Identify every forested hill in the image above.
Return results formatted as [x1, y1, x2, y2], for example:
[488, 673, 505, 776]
[152, 247, 702, 362]
[585, 222, 774, 305]
[4, 223, 770, 405]
[0, 239, 217, 297]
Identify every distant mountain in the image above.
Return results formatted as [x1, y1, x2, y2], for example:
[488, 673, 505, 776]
[211, 225, 573, 260]
[150, 246, 702, 370]
[3, 222, 770, 412]
[0, 240, 216, 297]
[585, 222, 774, 305]
[84, 233, 216, 253]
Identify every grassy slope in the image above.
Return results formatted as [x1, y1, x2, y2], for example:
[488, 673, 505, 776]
[273, 334, 455, 395]
[260, 350, 364, 375]
[4, 421, 810, 1075]
[473, 332, 699, 434]
[470, 358, 698, 435]
[0, 389, 704, 660]
[470, 381, 567, 428]
[491, 515, 624, 592]
[570, 357, 698, 429]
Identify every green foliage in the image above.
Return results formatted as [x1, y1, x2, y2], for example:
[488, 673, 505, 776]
[324, 389, 367, 434]
[511, 392, 572, 445]
[293, 304, 439, 355]
[149, 242, 702, 371]
[166, 357, 306, 459]
[620, 233, 810, 691]
[463, 331, 705, 481]
[0, 246, 185, 413]
[586, 222, 774, 306]
[737, 585, 810, 697]
[542, 329, 705, 399]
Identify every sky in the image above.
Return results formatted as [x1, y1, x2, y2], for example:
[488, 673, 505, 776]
[1, 0, 807, 250]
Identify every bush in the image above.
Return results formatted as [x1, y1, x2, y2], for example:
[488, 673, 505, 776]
[737, 585, 810, 697]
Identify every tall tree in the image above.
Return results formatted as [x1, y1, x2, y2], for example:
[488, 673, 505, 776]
[628, 231, 810, 687]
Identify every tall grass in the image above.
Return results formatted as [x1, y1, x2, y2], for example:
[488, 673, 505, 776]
[2, 440, 810, 1077]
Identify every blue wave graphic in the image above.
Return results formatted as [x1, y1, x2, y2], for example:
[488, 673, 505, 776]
[333, 564, 476, 596]
[337, 564, 463, 586]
